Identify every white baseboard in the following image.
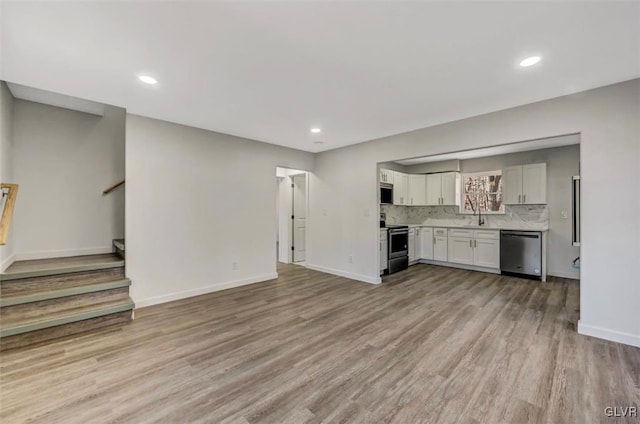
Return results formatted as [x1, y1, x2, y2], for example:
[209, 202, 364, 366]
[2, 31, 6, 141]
[547, 270, 580, 280]
[419, 259, 501, 275]
[135, 273, 279, 308]
[578, 321, 640, 348]
[1, 253, 16, 272]
[305, 263, 381, 285]
[15, 246, 113, 261]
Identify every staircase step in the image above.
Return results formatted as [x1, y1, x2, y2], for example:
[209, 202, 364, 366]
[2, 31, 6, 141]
[0, 298, 134, 338]
[0, 310, 133, 351]
[0, 268, 126, 297]
[0, 279, 131, 307]
[0, 254, 124, 281]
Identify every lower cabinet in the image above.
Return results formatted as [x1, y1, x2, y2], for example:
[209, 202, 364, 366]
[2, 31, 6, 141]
[433, 228, 448, 261]
[419, 227, 434, 260]
[408, 228, 416, 263]
[443, 228, 500, 269]
[472, 230, 500, 268]
[448, 237, 475, 265]
[380, 230, 388, 275]
[414, 226, 500, 270]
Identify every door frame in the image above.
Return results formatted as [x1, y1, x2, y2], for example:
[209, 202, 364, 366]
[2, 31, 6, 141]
[276, 167, 310, 264]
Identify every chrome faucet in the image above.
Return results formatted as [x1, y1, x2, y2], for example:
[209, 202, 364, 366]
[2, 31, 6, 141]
[477, 205, 485, 226]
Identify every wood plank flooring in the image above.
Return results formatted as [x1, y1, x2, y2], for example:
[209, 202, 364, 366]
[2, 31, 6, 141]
[1, 263, 638, 423]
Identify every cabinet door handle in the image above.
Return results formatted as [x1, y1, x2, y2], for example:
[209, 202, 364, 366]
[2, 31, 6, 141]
[518, 194, 521, 204]
[474, 240, 477, 248]
[523, 194, 526, 203]
[469, 240, 472, 248]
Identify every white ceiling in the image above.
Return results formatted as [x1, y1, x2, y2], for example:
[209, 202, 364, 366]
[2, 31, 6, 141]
[395, 134, 580, 165]
[1, 2, 638, 153]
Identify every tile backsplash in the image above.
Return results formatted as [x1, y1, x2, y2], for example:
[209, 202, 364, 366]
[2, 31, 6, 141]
[381, 204, 548, 228]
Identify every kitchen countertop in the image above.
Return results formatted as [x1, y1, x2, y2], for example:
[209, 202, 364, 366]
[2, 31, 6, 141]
[398, 223, 548, 232]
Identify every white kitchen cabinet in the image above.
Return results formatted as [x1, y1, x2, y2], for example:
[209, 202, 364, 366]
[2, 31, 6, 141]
[473, 239, 500, 268]
[380, 230, 388, 274]
[441, 172, 460, 205]
[473, 230, 500, 269]
[419, 227, 434, 260]
[426, 174, 442, 205]
[408, 175, 427, 206]
[504, 163, 547, 205]
[448, 236, 474, 265]
[393, 171, 408, 205]
[426, 172, 460, 206]
[522, 164, 547, 204]
[503, 166, 523, 205]
[433, 228, 448, 261]
[408, 228, 416, 263]
[379, 168, 394, 184]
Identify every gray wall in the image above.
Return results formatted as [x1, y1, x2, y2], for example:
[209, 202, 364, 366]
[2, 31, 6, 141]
[12, 100, 126, 259]
[309, 79, 640, 347]
[0, 81, 14, 270]
[126, 115, 315, 307]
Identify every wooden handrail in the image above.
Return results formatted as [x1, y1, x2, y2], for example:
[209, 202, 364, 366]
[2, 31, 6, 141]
[103, 179, 125, 195]
[0, 183, 19, 246]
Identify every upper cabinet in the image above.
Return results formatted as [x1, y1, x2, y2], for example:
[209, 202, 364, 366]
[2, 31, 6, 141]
[426, 172, 460, 206]
[408, 175, 427, 206]
[504, 163, 547, 205]
[393, 171, 409, 205]
[379, 168, 394, 184]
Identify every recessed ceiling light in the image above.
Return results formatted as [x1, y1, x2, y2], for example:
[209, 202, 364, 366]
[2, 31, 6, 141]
[314, 141, 324, 145]
[138, 75, 158, 85]
[519, 56, 541, 67]
[310, 128, 321, 134]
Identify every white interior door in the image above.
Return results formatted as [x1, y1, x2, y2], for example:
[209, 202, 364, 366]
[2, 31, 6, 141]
[292, 174, 306, 262]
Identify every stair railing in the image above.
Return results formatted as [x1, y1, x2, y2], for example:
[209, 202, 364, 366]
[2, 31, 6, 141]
[0, 183, 19, 246]
[103, 179, 125, 195]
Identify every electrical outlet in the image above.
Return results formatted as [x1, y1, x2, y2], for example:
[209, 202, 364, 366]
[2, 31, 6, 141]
[561, 210, 569, 219]
[232, 261, 239, 270]
[348, 255, 353, 264]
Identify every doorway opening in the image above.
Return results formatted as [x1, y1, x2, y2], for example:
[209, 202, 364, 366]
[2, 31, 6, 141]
[276, 167, 309, 265]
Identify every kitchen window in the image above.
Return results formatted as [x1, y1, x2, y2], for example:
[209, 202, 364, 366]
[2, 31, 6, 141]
[461, 170, 504, 214]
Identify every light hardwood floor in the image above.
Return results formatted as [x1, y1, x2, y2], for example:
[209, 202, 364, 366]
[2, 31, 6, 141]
[1, 264, 638, 423]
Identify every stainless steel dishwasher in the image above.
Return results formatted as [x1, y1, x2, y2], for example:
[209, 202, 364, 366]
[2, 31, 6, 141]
[500, 230, 542, 280]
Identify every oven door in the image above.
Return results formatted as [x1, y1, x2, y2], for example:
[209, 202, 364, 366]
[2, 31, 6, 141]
[388, 230, 408, 258]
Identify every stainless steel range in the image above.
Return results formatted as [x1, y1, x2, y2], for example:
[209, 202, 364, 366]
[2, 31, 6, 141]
[387, 225, 409, 274]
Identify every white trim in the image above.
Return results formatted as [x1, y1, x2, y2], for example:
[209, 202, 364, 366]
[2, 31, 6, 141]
[578, 321, 640, 348]
[14, 246, 113, 261]
[306, 263, 382, 285]
[1, 253, 15, 273]
[135, 273, 278, 308]
[419, 259, 501, 275]
[547, 270, 580, 280]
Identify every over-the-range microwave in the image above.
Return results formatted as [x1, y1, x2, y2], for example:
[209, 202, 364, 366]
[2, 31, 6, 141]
[380, 183, 393, 204]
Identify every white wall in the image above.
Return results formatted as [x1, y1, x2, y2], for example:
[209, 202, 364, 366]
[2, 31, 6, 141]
[12, 100, 125, 259]
[309, 79, 640, 347]
[0, 81, 15, 271]
[126, 115, 314, 307]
